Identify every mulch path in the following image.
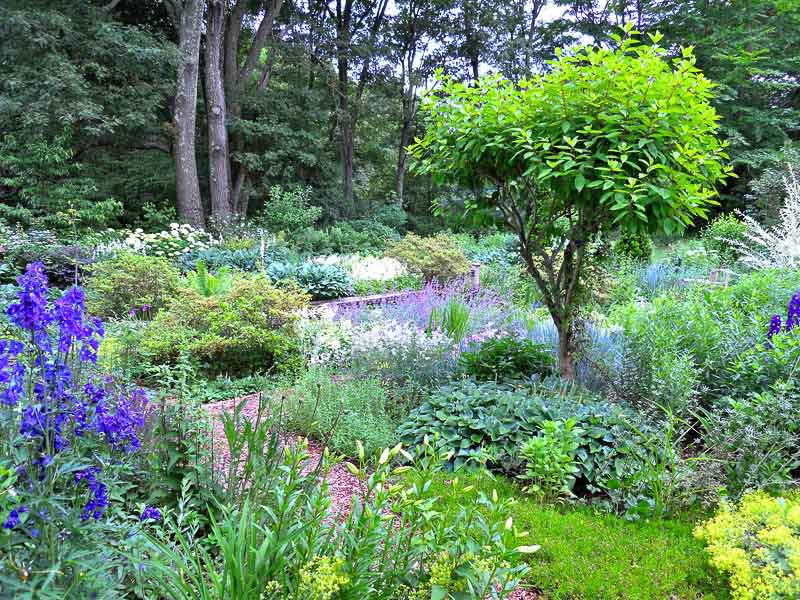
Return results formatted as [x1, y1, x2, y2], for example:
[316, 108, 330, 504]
[203, 393, 537, 599]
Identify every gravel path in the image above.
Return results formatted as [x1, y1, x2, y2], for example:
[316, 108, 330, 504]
[203, 393, 537, 599]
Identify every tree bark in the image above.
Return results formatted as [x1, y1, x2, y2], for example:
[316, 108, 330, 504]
[205, 0, 233, 229]
[222, 0, 285, 220]
[395, 101, 415, 203]
[171, 0, 205, 229]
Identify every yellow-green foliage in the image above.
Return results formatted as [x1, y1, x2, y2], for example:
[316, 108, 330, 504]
[386, 233, 470, 282]
[296, 555, 349, 600]
[695, 491, 800, 599]
[140, 275, 309, 376]
[85, 252, 180, 318]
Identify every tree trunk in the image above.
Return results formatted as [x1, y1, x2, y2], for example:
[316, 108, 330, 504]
[205, 0, 233, 229]
[395, 109, 414, 203]
[556, 317, 575, 380]
[173, 0, 204, 228]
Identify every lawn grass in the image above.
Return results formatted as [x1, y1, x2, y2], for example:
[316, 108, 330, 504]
[421, 470, 729, 600]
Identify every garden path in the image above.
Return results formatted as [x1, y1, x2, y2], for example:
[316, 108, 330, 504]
[204, 393, 536, 599]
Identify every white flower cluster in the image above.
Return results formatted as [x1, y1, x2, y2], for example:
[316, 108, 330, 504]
[298, 307, 455, 370]
[297, 306, 353, 366]
[117, 223, 217, 259]
[349, 319, 453, 362]
[312, 255, 407, 282]
[731, 168, 800, 269]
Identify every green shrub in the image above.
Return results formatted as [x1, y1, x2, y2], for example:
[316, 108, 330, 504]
[519, 419, 583, 501]
[459, 336, 556, 382]
[293, 262, 353, 300]
[699, 382, 800, 498]
[613, 230, 653, 263]
[292, 221, 401, 255]
[86, 252, 180, 318]
[386, 233, 470, 282]
[695, 490, 800, 600]
[702, 213, 749, 267]
[372, 203, 408, 231]
[398, 380, 646, 504]
[284, 368, 395, 458]
[139, 276, 308, 376]
[258, 185, 322, 233]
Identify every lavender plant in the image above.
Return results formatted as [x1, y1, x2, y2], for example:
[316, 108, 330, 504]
[0, 263, 151, 597]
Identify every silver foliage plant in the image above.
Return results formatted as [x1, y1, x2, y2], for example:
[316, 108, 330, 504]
[731, 166, 800, 269]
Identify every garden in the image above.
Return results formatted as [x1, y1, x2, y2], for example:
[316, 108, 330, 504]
[2, 2, 800, 599]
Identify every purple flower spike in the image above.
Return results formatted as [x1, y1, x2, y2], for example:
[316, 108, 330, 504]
[768, 314, 782, 340]
[786, 292, 800, 332]
[7, 263, 51, 331]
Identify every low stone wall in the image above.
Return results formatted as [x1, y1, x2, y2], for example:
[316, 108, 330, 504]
[310, 263, 482, 310]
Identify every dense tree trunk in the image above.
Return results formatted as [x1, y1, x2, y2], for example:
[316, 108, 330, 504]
[205, 0, 233, 228]
[222, 0, 284, 220]
[395, 101, 415, 203]
[170, 0, 204, 228]
[330, 0, 390, 214]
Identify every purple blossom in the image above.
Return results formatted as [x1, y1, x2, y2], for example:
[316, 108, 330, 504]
[3, 505, 28, 530]
[75, 467, 108, 521]
[1, 263, 149, 524]
[768, 314, 783, 340]
[139, 506, 162, 522]
[6, 263, 51, 331]
[787, 292, 800, 332]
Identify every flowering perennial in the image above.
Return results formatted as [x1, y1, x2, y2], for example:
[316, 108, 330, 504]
[767, 290, 800, 339]
[0, 263, 148, 530]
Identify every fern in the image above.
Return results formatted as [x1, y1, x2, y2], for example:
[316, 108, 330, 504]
[186, 260, 234, 297]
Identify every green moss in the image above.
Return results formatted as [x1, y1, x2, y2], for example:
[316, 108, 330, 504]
[420, 470, 729, 599]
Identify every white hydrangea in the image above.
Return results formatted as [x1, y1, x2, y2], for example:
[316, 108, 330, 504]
[312, 254, 407, 282]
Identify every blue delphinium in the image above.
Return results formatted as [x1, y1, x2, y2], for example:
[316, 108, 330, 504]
[787, 292, 800, 332]
[0, 263, 149, 546]
[767, 290, 800, 339]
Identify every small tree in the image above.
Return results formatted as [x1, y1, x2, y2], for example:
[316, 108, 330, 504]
[409, 28, 732, 378]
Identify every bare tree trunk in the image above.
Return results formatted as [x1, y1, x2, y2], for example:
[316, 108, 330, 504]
[395, 105, 415, 203]
[172, 0, 205, 228]
[205, 0, 233, 229]
[557, 319, 576, 380]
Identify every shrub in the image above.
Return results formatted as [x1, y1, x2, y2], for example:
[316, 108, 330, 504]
[459, 336, 556, 382]
[178, 246, 261, 272]
[85, 252, 180, 319]
[258, 185, 322, 233]
[386, 233, 471, 282]
[120, 223, 216, 259]
[519, 419, 583, 501]
[372, 203, 408, 231]
[702, 213, 749, 267]
[398, 380, 646, 504]
[730, 167, 800, 269]
[294, 262, 353, 300]
[695, 490, 800, 600]
[265, 261, 296, 283]
[293, 221, 401, 255]
[139, 276, 308, 376]
[1, 227, 92, 287]
[699, 382, 800, 498]
[0, 264, 151, 596]
[613, 230, 653, 263]
[284, 368, 395, 458]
